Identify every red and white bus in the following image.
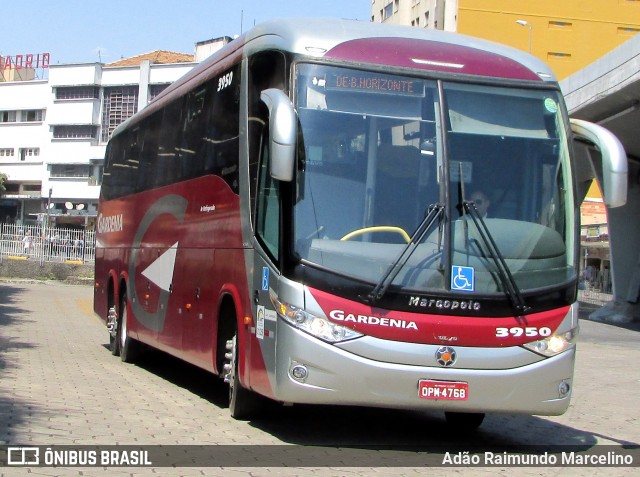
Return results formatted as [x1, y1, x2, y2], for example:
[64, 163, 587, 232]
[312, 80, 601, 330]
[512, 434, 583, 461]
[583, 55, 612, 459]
[94, 18, 627, 427]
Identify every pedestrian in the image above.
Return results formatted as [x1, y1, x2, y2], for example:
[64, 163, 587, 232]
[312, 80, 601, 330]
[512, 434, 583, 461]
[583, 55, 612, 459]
[22, 230, 33, 257]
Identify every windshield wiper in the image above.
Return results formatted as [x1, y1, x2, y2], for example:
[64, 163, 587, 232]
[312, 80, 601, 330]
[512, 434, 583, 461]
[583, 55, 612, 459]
[462, 201, 530, 316]
[361, 203, 444, 304]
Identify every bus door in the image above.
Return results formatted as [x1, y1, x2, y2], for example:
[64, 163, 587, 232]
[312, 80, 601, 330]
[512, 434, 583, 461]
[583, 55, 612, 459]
[250, 251, 279, 396]
[250, 125, 282, 396]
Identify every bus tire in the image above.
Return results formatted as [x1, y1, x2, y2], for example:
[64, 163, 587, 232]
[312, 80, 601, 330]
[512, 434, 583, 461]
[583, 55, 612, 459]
[225, 334, 262, 420]
[117, 291, 139, 363]
[444, 411, 485, 430]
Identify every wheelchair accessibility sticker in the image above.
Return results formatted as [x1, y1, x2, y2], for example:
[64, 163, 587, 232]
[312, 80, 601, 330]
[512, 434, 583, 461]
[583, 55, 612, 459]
[451, 266, 475, 292]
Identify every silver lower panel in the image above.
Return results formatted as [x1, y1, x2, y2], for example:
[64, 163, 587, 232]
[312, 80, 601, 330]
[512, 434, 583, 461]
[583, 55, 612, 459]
[272, 322, 574, 415]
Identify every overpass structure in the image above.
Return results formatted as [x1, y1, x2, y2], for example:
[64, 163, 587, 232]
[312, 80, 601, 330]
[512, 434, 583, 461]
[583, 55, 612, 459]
[561, 34, 640, 323]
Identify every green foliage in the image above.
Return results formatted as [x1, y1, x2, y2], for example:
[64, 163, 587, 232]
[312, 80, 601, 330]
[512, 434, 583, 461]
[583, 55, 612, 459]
[0, 172, 7, 194]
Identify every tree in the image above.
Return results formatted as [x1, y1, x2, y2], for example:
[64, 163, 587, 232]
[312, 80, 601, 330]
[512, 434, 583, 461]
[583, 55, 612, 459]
[0, 172, 6, 194]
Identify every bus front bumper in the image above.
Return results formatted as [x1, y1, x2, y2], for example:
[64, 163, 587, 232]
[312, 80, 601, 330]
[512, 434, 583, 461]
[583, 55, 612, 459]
[271, 322, 574, 416]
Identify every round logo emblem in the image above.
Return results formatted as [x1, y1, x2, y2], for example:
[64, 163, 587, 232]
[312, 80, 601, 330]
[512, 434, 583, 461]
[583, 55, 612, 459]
[435, 346, 457, 367]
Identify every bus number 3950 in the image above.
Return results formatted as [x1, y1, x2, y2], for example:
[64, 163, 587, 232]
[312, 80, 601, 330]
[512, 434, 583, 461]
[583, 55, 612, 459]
[217, 72, 234, 91]
[495, 327, 552, 338]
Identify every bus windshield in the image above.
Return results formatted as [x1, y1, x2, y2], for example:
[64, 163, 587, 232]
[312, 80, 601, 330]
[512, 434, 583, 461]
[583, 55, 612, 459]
[293, 63, 576, 295]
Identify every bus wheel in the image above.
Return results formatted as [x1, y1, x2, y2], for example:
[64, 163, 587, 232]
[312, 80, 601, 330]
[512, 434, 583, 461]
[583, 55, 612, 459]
[117, 291, 139, 363]
[224, 334, 262, 420]
[107, 305, 119, 356]
[444, 412, 485, 430]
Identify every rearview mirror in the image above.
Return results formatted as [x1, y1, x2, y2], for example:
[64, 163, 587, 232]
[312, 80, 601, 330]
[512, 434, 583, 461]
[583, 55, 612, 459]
[570, 119, 627, 208]
[260, 88, 297, 182]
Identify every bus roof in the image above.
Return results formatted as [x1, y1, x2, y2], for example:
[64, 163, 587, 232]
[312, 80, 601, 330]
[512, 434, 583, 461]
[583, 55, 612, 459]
[243, 18, 556, 82]
[113, 18, 557, 139]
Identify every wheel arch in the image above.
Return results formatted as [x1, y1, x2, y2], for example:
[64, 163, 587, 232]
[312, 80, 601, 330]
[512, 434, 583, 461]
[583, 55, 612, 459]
[215, 284, 248, 380]
[106, 272, 116, 309]
[114, 270, 129, 312]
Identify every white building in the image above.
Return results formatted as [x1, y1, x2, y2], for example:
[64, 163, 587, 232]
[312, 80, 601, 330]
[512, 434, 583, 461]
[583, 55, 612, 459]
[0, 78, 50, 224]
[370, 0, 458, 30]
[0, 37, 230, 229]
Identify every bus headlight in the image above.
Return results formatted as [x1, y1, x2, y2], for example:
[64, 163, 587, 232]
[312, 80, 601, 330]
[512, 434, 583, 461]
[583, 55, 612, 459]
[522, 327, 578, 357]
[270, 294, 363, 343]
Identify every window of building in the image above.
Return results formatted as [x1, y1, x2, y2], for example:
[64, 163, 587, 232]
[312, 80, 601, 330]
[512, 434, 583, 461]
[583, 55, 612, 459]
[19, 148, 40, 161]
[548, 52, 572, 60]
[0, 111, 16, 123]
[149, 84, 170, 102]
[383, 2, 393, 20]
[50, 164, 91, 178]
[549, 21, 572, 30]
[55, 86, 100, 100]
[53, 125, 97, 139]
[101, 86, 139, 143]
[21, 110, 44, 122]
[89, 159, 103, 186]
[618, 26, 640, 35]
[0, 148, 14, 157]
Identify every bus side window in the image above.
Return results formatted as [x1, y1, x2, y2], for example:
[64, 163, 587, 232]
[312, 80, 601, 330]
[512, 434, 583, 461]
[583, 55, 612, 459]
[206, 63, 241, 192]
[256, 130, 280, 261]
[170, 64, 243, 192]
[138, 111, 162, 193]
[181, 85, 209, 180]
[156, 98, 185, 188]
[248, 51, 287, 219]
[104, 130, 136, 199]
[101, 140, 118, 200]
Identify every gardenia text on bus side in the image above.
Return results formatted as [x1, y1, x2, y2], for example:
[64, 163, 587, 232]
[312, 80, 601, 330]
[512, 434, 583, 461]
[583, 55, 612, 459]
[97, 213, 124, 234]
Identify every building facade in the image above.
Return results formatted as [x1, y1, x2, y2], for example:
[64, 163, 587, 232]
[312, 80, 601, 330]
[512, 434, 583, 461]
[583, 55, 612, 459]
[0, 38, 229, 230]
[371, 0, 458, 30]
[372, 0, 640, 79]
[0, 79, 50, 225]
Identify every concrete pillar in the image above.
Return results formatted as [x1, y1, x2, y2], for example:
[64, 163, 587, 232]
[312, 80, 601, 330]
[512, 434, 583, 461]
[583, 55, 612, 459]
[591, 160, 640, 323]
[138, 60, 151, 111]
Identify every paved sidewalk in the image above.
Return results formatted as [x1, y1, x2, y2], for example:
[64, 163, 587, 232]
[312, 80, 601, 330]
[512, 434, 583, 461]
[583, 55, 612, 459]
[0, 281, 638, 476]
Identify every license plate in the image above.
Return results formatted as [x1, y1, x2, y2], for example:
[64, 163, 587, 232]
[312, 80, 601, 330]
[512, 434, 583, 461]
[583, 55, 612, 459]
[419, 380, 468, 400]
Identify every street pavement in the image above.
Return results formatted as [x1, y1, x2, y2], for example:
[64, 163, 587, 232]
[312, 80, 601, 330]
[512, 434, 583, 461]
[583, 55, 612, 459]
[0, 281, 638, 476]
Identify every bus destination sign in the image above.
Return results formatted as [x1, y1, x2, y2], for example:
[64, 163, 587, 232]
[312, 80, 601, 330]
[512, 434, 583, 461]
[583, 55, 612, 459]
[326, 72, 424, 97]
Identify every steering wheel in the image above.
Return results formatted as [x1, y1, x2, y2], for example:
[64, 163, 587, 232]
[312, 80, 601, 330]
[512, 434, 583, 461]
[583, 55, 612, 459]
[340, 226, 411, 243]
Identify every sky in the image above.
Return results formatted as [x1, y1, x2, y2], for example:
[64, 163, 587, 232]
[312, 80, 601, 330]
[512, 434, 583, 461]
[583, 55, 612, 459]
[1, 0, 369, 65]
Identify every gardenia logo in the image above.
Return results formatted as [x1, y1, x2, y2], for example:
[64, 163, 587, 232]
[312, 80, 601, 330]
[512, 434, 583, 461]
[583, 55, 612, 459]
[329, 309, 418, 330]
[97, 213, 123, 234]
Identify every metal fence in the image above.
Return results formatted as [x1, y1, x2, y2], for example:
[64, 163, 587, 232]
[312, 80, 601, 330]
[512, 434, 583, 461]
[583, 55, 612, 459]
[0, 224, 95, 264]
[578, 286, 613, 307]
